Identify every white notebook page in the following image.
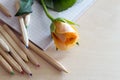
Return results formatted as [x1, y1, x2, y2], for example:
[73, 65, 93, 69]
[0, 0, 95, 50]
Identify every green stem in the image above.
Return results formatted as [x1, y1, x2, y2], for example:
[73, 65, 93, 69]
[41, 0, 54, 21]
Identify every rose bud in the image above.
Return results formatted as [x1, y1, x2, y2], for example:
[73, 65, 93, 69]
[51, 18, 79, 50]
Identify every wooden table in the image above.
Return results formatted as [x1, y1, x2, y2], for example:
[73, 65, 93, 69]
[1, 0, 120, 80]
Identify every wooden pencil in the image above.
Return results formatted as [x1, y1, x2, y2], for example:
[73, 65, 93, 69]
[0, 48, 23, 74]
[0, 3, 11, 17]
[29, 42, 68, 73]
[18, 34, 68, 73]
[0, 55, 14, 75]
[3, 24, 40, 67]
[0, 33, 32, 76]
[0, 37, 10, 53]
[17, 30, 68, 73]
[0, 26, 28, 62]
[15, 1, 29, 47]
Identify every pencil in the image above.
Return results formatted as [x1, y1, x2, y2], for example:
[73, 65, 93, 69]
[0, 37, 10, 53]
[0, 25, 28, 62]
[24, 14, 31, 28]
[3, 24, 40, 67]
[15, 1, 29, 47]
[0, 33, 32, 76]
[29, 42, 68, 73]
[0, 55, 14, 75]
[0, 48, 23, 74]
[0, 3, 11, 17]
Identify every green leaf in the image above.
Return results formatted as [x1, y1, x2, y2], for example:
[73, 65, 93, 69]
[44, 0, 77, 12]
[44, 0, 54, 9]
[54, 18, 66, 23]
[50, 23, 56, 32]
[64, 19, 76, 24]
[65, 19, 80, 26]
[15, 0, 34, 16]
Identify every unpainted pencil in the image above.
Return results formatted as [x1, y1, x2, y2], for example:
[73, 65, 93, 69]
[0, 48, 23, 73]
[15, 1, 29, 47]
[0, 26, 28, 62]
[0, 37, 10, 53]
[0, 33, 32, 76]
[29, 42, 68, 73]
[3, 24, 40, 67]
[0, 55, 14, 75]
[0, 3, 11, 17]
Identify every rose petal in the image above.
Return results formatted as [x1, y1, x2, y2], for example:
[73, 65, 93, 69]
[55, 22, 75, 33]
[52, 32, 79, 50]
[64, 32, 78, 46]
[52, 33, 68, 50]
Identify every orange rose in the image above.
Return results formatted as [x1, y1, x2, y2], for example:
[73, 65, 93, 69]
[51, 20, 79, 50]
[40, 0, 79, 50]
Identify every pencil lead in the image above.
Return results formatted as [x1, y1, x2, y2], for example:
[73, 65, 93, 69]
[8, 52, 12, 56]
[10, 72, 14, 75]
[20, 71, 24, 74]
[26, 46, 29, 49]
[8, 51, 11, 54]
[36, 64, 40, 67]
[29, 73, 32, 76]
[25, 25, 28, 29]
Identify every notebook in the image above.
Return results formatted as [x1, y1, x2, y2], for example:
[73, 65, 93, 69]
[0, 0, 95, 50]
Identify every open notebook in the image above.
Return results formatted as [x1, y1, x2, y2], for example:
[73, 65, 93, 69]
[0, 0, 95, 50]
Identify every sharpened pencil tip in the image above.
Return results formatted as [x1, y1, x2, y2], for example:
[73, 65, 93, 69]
[36, 64, 40, 67]
[20, 71, 24, 74]
[29, 73, 32, 76]
[10, 72, 14, 75]
[63, 69, 69, 73]
[8, 51, 11, 54]
[26, 46, 29, 48]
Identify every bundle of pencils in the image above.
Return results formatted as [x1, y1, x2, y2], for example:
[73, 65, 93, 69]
[0, 24, 41, 76]
[0, 1, 68, 77]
